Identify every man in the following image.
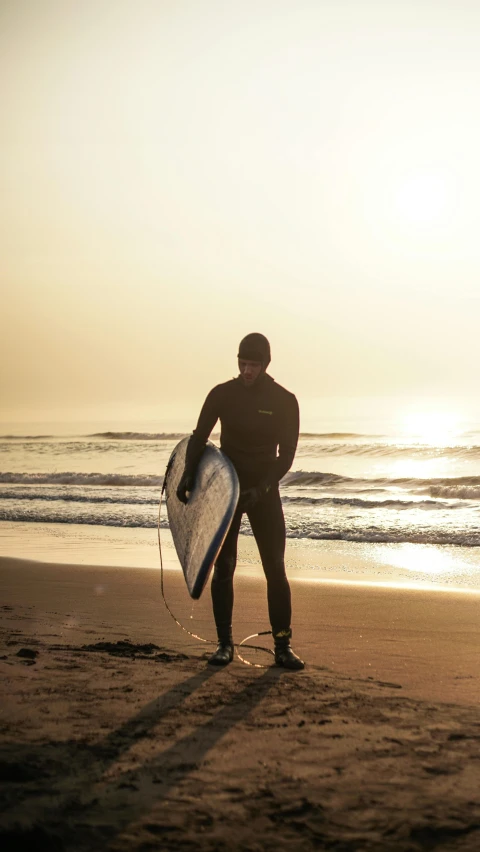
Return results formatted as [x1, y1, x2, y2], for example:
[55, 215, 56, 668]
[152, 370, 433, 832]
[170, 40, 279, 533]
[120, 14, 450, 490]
[177, 332, 304, 670]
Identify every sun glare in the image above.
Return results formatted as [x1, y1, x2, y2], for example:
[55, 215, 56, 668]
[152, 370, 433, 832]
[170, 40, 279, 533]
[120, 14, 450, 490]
[400, 411, 461, 446]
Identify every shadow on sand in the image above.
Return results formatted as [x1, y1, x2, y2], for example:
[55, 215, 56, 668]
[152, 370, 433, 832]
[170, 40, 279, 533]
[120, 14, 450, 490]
[0, 657, 284, 851]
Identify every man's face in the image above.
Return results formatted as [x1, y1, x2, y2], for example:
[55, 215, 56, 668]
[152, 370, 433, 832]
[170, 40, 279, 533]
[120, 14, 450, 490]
[238, 358, 263, 386]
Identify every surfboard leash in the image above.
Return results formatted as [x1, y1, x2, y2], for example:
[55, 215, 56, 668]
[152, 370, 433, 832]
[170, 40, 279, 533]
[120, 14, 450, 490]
[236, 632, 274, 668]
[157, 476, 274, 668]
[158, 477, 209, 646]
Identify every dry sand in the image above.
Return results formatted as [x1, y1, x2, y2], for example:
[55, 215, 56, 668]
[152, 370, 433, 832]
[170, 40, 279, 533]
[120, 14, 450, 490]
[1, 555, 479, 851]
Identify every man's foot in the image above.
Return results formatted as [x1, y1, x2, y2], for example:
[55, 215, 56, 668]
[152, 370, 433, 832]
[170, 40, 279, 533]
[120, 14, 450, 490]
[274, 645, 305, 670]
[208, 642, 234, 666]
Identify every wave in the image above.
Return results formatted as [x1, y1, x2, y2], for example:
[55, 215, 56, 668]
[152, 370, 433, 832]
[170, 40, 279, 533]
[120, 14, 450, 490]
[0, 430, 209, 447]
[0, 472, 163, 487]
[429, 485, 480, 500]
[298, 432, 384, 439]
[0, 488, 159, 506]
[88, 431, 188, 441]
[1, 506, 479, 547]
[281, 496, 461, 511]
[0, 507, 167, 529]
[0, 488, 460, 512]
[0, 435, 54, 440]
[283, 470, 480, 491]
[1, 430, 375, 441]
[3, 432, 480, 463]
[297, 442, 480, 459]
[0, 432, 187, 443]
[281, 528, 480, 547]
[283, 471, 351, 486]
[3, 468, 480, 502]
[3, 469, 480, 497]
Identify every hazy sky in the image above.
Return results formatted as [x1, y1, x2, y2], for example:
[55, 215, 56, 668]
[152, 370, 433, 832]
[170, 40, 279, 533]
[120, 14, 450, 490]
[2, 0, 480, 425]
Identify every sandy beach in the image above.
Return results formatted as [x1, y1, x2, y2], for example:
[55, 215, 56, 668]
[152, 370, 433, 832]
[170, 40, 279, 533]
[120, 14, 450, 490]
[1, 554, 479, 851]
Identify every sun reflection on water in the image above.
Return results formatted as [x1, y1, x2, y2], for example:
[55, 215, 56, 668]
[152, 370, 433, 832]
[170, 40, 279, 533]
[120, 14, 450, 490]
[381, 543, 472, 578]
[382, 456, 454, 481]
[398, 410, 463, 447]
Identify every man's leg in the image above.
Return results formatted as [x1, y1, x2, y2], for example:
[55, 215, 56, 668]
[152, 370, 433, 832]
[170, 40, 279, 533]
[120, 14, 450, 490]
[208, 506, 243, 665]
[247, 488, 291, 630]
[248, 489, 304, 670]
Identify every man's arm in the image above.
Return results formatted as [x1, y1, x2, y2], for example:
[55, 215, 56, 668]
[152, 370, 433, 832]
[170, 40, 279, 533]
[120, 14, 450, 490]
[184, 387, 219, 471]
[176, 387, 220, 503]
[266, 393, 300, 486]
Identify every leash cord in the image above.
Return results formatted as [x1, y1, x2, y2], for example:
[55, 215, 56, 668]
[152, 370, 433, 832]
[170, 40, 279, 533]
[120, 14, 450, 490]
[158, 474, 274, 668]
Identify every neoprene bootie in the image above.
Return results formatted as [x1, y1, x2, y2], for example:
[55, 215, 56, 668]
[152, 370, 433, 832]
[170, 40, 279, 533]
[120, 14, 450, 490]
[208, 641, 234, 666]
[273, 629, 305, 670]
[208, 628, 234, 666]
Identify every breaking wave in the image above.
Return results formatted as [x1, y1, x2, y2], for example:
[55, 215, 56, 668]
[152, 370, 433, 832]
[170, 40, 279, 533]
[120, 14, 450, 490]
[283, 470, 480, 497]
[429, 485, 480, 500]
[1, 504, 479, 547]
[0, 506, 168, 529]
[0, 472, 163, 487]
[281, 528, 480, 547]
[0, 488, 463, 512]
[3, 469, 480, 500]
[281, 496, 461, 511]
[0, 488, 159, 505]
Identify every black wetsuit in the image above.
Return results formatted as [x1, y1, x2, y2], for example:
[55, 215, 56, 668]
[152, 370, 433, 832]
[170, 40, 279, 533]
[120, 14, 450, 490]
[185, 374, 299, 635]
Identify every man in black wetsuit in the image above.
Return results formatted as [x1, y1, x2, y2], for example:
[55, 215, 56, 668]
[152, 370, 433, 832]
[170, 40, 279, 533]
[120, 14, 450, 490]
[177, 332, 304, 670]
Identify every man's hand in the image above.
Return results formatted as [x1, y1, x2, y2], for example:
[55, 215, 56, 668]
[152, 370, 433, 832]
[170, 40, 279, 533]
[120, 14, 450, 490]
[176, 471, 196, 504]
[239, 483, 270, 511]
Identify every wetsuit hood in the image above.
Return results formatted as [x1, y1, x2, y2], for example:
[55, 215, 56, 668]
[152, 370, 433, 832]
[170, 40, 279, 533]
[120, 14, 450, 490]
[238, 333, 271, 368]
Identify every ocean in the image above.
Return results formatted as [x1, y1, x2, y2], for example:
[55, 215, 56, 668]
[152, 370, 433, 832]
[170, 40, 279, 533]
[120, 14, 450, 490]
[1, 415, 480, 593]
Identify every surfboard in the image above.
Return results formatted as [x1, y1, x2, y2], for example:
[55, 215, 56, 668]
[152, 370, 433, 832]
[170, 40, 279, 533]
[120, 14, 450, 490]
[164, 437, 240, 599]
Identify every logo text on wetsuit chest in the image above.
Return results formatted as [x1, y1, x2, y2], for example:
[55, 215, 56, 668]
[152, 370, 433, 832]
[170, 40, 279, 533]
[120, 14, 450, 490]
[258, 410, 273, 415]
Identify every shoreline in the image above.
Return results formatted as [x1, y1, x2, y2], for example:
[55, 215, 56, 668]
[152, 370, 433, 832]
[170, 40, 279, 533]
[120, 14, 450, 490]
[2, 520, 480, 594]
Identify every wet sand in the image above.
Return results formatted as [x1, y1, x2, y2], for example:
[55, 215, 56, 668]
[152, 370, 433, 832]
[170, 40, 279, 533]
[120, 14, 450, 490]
[1, 555, 479, 851]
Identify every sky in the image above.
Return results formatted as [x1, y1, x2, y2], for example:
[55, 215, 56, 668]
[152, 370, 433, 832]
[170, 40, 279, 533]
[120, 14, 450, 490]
[1, 0, 480, 428]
